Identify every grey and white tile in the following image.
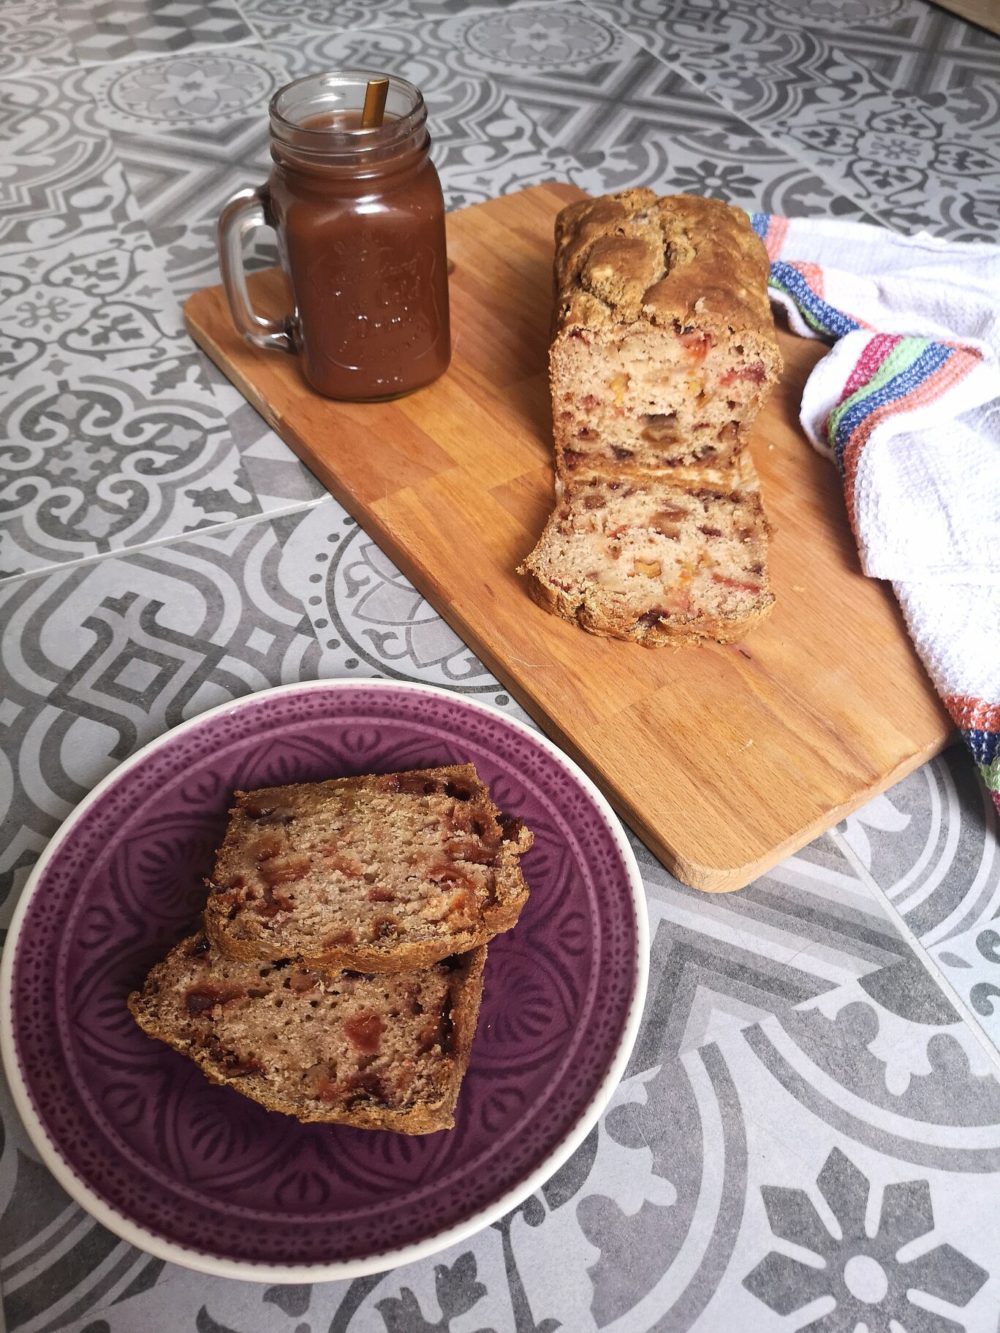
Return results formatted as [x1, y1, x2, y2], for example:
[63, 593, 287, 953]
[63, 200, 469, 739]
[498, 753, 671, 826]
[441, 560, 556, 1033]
[250, 14, 585, 211]
[625, 831, 918, 1058]
[929, 917, 1000, 1057]
[60, 0, 255, 66]
[247, 2, 881, 218]
[742, 0, 1000, 121]
[61, 44, 285, 292]
[77, 47, 291, 249]
[240, 0, 571, 34]
[0, 75, 127, 247]
[577, 965, 1000, 1331]
[434, 4, 881, 218]
[0, 59, 328, 575]
[0, 1, 75, 77]
[0, 217, 192, 384]
[0, 216, 272, 576]
[586, 0, 1000, 239]
[240, 0, 432, 30]
[78, 44, 290, 152]
[0, 501, 514, 926]
[204, 362, 327, 509]
[838, 747, 1000, 949]
[0, 357, 259, 577]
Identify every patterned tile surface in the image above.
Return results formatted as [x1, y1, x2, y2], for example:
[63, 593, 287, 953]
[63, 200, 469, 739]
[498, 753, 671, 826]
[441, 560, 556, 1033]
[3, 0, 1000, 1329]
[764, 0, 1000, 104]
[838, 747, 1000, 1066]
[0, 505, 935, 1333]
[588, 0, 1000, 238]
[0, 1, 75, 76]
[0, 73, 126, 247]
[840, 747, 1000, 948]
[288, 4, 881, 219]
[0, 55, 326, 577]
[61, 0, 255, 66]
[249, 13, 585, 211]
[0, 506, 538, 938]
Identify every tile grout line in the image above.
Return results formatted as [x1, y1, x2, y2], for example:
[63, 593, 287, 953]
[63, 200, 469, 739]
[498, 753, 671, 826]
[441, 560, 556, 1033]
[0, 495, 337, 592]
[578, 0, 892, 230]
[830, 825, 1000, 1080]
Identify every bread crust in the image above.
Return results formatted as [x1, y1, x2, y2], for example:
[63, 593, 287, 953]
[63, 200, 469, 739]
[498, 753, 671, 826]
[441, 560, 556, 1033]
[551, 194, 780, 467]
[520, 567, 775, 647]
[552, 189, 776, 345]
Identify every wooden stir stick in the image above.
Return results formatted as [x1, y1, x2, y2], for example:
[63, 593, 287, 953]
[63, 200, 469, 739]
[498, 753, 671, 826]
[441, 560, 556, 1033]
[361, 77, 389, 128]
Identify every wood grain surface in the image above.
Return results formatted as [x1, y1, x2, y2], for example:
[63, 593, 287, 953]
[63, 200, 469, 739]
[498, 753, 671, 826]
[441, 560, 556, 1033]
[184, 181, 952, 891]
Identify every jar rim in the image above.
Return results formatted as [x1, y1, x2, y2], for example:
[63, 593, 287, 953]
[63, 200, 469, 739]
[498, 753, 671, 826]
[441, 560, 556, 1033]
[268, 70, 426, 157]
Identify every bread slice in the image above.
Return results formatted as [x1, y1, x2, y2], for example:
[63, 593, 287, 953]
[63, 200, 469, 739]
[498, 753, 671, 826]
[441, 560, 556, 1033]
[550, 190, 781, 473]
[203, 765, 532, 972]
[128, 933, 486, 1133]
[517, 453, 773, 646]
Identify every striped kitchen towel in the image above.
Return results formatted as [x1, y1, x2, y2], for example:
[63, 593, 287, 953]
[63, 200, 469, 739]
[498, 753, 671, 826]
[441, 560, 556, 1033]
[751, 212, 1000, 811]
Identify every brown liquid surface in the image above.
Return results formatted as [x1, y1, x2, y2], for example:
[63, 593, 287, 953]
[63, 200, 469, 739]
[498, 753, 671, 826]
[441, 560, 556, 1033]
[269, 110, 450, 401]
[299, 109, 380, 131]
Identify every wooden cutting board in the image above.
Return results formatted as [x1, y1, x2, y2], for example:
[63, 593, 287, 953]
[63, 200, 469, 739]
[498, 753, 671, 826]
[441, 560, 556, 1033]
[185, 182, 952, 891]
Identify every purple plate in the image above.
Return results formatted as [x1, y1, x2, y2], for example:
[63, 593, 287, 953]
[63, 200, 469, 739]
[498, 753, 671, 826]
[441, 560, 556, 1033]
[1, 681, 647, 1280]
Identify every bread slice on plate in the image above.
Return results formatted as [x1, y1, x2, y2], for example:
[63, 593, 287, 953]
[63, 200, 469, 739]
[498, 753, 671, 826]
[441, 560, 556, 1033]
[203, 764, 532, 972]
[128, 933, 486, 1133]
[517, 453, 773, 647]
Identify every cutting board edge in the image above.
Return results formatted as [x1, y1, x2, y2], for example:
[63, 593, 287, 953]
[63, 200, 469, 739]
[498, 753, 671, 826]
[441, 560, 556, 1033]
[645, 729, 954, 892]
[184, 308, 285, 436]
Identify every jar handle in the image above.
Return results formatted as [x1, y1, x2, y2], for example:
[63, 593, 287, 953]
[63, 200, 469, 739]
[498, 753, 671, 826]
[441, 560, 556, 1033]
[217, 186, 295, 353]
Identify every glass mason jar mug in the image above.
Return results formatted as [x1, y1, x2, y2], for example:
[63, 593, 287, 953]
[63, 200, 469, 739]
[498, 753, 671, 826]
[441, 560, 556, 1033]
[218, 71, 451, 402]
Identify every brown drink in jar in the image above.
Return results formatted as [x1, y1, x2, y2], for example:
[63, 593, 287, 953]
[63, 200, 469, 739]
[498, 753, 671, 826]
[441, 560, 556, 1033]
[219, 73, 450, 401]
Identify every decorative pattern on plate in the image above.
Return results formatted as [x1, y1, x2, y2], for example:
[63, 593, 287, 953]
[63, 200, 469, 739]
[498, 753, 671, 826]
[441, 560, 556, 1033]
[7, 683, 642, 1270]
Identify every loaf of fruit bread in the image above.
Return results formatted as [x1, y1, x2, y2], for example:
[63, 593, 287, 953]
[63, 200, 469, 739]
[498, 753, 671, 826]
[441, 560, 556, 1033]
[550, 189, 781, 474]
[518, 451, 773, 646]
[128, 933, 485, 1132]
[203, 764, 532, 972]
